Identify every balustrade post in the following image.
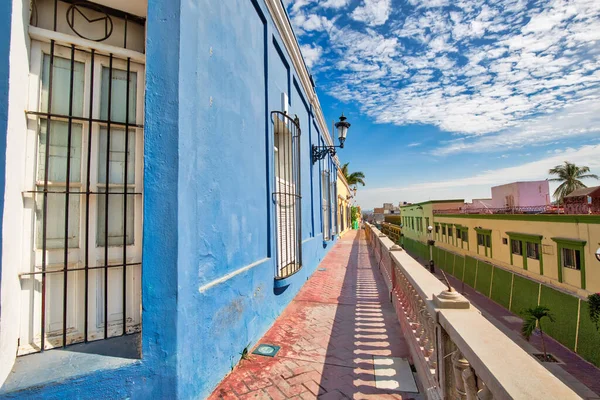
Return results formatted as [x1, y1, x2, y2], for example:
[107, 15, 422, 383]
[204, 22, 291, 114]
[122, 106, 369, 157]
[462, 364, 479, 400]
[452, 351, 470, 400]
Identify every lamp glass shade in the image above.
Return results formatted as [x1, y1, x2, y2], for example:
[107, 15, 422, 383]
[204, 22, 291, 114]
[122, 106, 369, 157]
[338, 125, 348, 141]
[596, 247, 600, 262]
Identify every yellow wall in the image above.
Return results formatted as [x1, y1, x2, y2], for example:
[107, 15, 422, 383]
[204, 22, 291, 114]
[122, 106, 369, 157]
[399, 200, 464, 244]
[337, 171, 351, 236]
[433, 214, 600, 296]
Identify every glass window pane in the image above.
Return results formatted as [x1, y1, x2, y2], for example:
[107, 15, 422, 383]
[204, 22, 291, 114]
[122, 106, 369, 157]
[100, 67, 137, 124]
[36, 187, 80, 249]
[37, 120, 82, 183]
[97, 128, 136, 185]
[96, 188, 135, 247]
[41, 54, 85, 117]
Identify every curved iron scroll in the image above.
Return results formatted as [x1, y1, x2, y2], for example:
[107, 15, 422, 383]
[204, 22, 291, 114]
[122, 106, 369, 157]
[66, 2, 114, 42]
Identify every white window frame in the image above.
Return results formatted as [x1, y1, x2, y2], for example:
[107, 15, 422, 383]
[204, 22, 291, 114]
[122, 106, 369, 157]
[321, 169, 331, 241]
[19, 37, 145, 355]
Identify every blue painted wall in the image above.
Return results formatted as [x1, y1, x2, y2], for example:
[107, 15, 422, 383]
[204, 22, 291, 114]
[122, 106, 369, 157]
[0, 0, 337, 398]
[0, 0, 11, 323]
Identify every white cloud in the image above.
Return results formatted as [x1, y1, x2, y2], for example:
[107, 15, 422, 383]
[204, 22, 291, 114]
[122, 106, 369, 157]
[292, 13, 334, 33]
[321, 0, 350, 9]
[300, 44, 323, 69]
[351, 0, 392, 26]
[356, 144, 600, 208]
[433, 97, 600, 155]
[288, 0, 600, 154]
[407, 142, 421, 147]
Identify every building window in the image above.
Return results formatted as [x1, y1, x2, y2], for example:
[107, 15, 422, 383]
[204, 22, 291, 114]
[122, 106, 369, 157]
[274, 112, 302, 278]
[552, 237, 586, 288]
[461, 230, 468, 242]
[527, 242, 540, 260]
[561, 248, 581, 270]
[511, 239, 522, 256]
[476, 230, 492, 257]
[442, 226, 446, 235]
[435, 225, 440, 234]
[21, 26, 145, 354]
[322, 170, 331, 241]
[448, 227, 453, 237]
[330, 179, 336, 236]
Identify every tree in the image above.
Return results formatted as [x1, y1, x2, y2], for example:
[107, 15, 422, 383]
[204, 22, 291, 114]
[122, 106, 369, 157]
[341, 163, 366, 186]
[548, 161, 599, 205]
[521, 306, 554, 361]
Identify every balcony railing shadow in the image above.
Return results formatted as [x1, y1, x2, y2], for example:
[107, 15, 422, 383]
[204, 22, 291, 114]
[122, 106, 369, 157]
[316, 230, 420, 399]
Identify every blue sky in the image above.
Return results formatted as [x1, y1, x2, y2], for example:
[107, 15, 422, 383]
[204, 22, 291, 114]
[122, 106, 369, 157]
[285, 0, 600, 209]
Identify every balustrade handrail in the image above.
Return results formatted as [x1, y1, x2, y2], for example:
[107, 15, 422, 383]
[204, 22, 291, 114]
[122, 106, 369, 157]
[365, 223, 581, 400]
[432, 205, 563, 215]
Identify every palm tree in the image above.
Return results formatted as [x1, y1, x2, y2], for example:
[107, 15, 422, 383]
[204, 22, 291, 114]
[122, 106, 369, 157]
[341, 162, 366, 186]
[549, 161, 598, 205]
[521, 306, 554, 361]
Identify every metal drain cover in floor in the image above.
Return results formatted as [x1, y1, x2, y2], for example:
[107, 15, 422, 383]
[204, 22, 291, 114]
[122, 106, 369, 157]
[373, 356, 419, 393]
[252, 344, 280, 357]
[318, 268, 327, 271]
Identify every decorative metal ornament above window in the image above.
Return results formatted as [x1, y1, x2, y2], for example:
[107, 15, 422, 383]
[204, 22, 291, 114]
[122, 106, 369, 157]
[66, 3, 114, 42]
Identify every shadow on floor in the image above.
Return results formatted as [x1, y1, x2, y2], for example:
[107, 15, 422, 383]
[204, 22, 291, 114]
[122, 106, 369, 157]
[316, 230, 420, 399]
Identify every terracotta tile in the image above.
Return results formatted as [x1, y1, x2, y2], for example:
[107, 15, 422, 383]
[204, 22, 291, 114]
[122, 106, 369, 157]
[210, 231, 418, 400]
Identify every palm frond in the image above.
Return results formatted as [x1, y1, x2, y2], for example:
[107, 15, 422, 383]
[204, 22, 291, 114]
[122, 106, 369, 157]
[521, 314, 538, 340]
[521, 306, 554, 340]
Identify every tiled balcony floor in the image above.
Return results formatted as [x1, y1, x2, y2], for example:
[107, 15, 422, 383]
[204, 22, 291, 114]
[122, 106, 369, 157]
[209, 230, 421, 400]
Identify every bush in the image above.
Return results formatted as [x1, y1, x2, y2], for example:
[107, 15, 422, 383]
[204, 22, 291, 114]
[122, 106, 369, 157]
[589, 293, 600, 331]
[351, 206, 360, 223]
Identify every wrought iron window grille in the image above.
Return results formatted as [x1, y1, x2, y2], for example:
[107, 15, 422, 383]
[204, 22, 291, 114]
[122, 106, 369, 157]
[19, 1, 145, 354]
[272, 111, 302, 280]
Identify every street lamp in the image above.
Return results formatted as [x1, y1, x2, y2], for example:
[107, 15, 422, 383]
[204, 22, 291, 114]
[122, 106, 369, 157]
[427, 225, 435, 273]
[596, 246, 600, 262]
[312, 113, 351, 164]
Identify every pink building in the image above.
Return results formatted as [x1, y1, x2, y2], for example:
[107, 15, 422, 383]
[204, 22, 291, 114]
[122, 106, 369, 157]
[490, 181, 550, 208]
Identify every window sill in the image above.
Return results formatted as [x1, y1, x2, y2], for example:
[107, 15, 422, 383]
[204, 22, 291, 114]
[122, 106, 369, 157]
[0, 334, 141, 395]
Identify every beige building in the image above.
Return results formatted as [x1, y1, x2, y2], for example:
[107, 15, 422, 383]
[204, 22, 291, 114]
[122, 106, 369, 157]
[399, 199, 600, 296]
[336, 170, 352, 236]
[433, 212, 600, 296]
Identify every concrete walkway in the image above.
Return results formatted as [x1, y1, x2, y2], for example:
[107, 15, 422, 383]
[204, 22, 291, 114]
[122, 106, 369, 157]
[209, 230, 421, 400]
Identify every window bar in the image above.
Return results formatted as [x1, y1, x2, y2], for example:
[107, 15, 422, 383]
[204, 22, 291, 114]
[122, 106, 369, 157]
[124, 14, 128, 49]
[285, 117, 291, 275]
[291, 118, 296, 272]
[40, 40, 56, 352]
[122, 57, 131, 335]
[84, 49, 95, 342]
[294, 118, 302, 269]
[283, 116, 290, 276]
[276, 119, 283, 276]
[62, 44, 76, 348]
[26, 111, 143, 129]
[53, 0, 58, 31]
[104, 54, 113, 339]
[20, 261, 142, 276]
[292, 118, 298, 270]
[289, 118, 295, 273]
